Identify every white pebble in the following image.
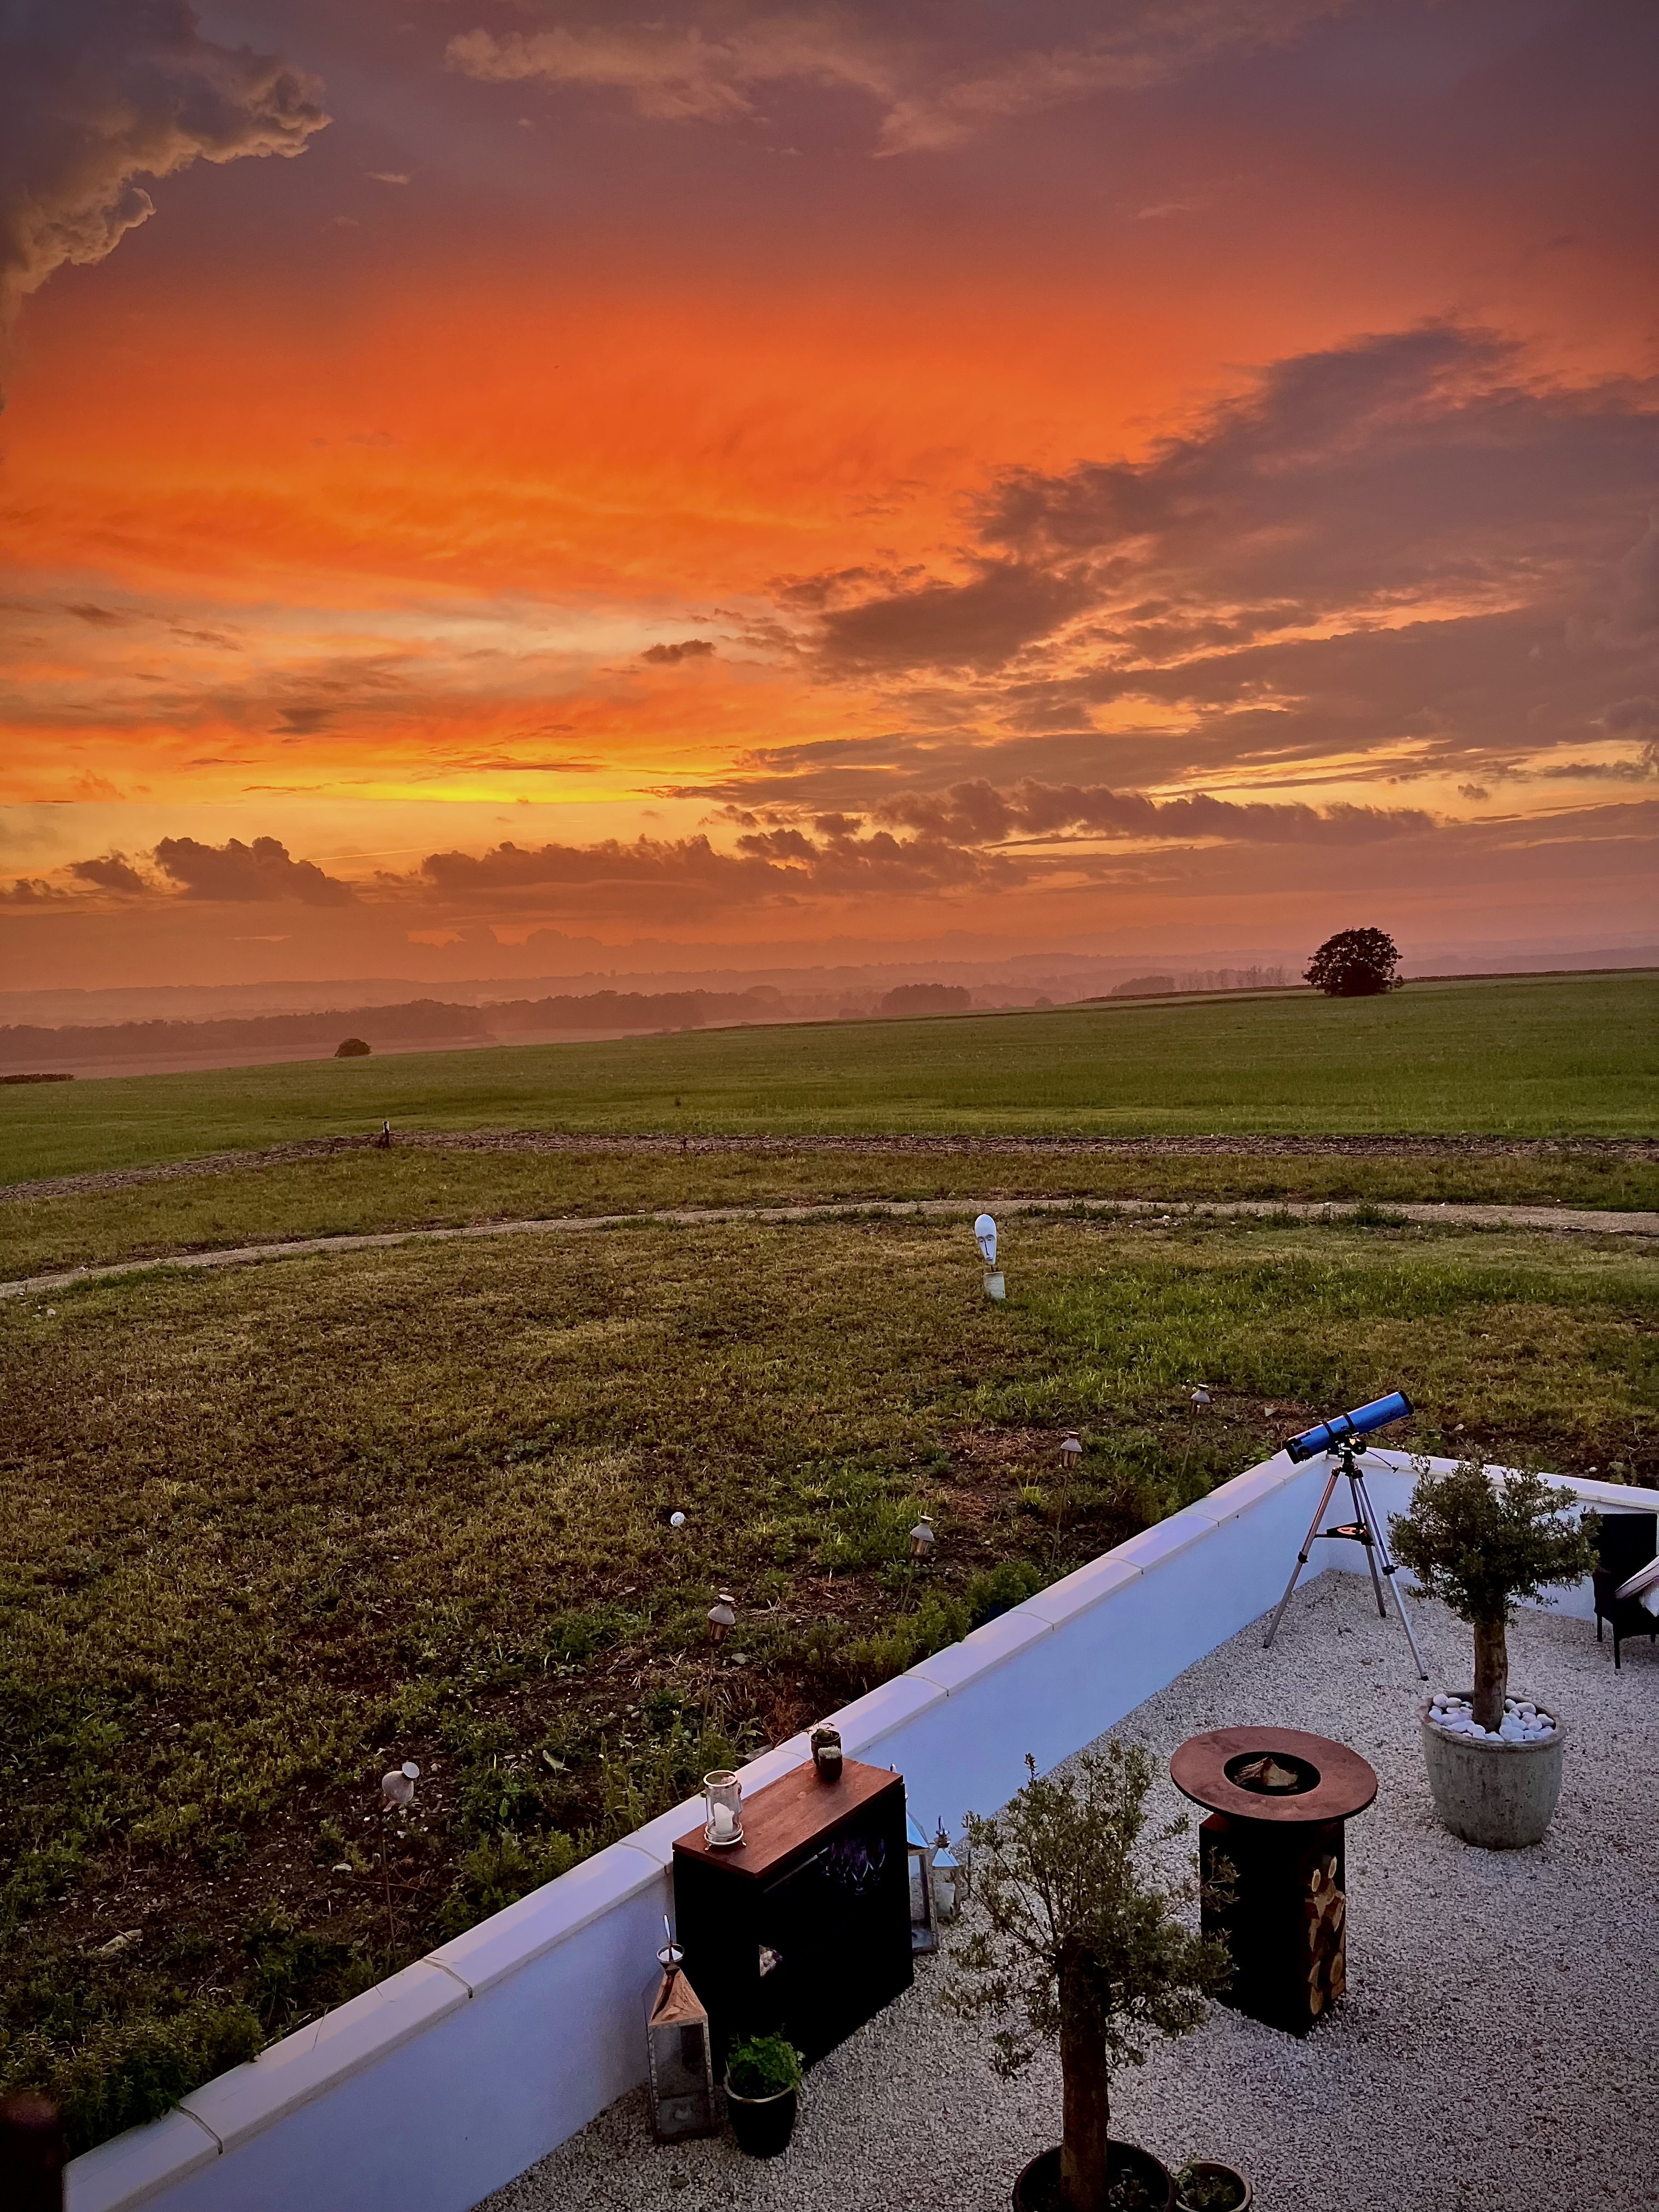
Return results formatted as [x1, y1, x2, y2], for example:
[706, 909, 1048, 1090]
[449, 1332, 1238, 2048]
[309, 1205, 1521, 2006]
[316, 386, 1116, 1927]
[669, 1511, 686, 1528]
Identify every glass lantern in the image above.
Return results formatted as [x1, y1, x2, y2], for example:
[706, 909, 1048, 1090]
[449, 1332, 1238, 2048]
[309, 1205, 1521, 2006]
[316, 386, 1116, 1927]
[906, 1809, 937, 1953]
[703, 1769, 744, 1848]
[645, 1921, 716, 2142]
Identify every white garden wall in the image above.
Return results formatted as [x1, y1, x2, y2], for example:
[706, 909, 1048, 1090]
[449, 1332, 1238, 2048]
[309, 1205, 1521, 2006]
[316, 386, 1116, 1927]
[66, 1453, 1656, 2212]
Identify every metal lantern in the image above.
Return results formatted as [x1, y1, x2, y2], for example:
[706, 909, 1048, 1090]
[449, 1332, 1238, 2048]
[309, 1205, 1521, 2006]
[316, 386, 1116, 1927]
[930, 1823, 961, 1922]
[1060, 1431, 1083, 1468]
[909, 1516, 936, 1562]
[906, 1809, 937, 1953]
[703, 1769, 744, 1848]
[706, 1592, 736, 1644]
[645, 1920, 716, 2142]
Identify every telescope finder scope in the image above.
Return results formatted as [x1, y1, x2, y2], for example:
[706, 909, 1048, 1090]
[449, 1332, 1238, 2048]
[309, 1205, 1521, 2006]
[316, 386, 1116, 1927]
[1284, 1390, 1413, 1464]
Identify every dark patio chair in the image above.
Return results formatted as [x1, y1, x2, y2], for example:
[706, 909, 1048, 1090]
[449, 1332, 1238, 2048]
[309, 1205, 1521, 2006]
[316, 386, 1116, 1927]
[1593, 1510, 1658, 1670]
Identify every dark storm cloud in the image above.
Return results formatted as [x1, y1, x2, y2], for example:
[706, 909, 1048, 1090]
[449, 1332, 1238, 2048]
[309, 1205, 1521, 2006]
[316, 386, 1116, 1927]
[0, 0, 329, 321]
[67, 850, 152, 894]
[152, 834, 354, 904]
[416, 825, 1005, 914]
[772, 326, 1659, 796]
[641, 639, 716, 663]
[817, 562, 1095, 674]
[876, 778, 1433, 846]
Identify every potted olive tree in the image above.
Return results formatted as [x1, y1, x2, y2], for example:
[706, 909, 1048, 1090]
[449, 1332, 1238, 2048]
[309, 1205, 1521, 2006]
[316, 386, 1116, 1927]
[946, 1742, 1231, 2212]
[1390, 1460, 1596, 1849]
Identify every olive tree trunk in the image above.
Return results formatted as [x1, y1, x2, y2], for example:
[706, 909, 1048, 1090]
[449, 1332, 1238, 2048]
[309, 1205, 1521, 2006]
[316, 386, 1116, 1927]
[1058, 1949, 1110, 2212]
[1471, 1617, 1509, 1731]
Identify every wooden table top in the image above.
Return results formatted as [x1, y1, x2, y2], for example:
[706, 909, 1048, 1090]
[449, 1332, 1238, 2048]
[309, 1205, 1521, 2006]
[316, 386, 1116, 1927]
[1170, 1727, 1378, 1825]
[672, 1757, 902, 1881]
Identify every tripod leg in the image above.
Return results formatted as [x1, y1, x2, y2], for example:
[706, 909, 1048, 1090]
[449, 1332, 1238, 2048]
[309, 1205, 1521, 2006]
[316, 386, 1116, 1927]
[1262, 1468, 1341, 1651]
[1350, 1470, 1389, 1618]
[1354, 1471, 1429, 1680]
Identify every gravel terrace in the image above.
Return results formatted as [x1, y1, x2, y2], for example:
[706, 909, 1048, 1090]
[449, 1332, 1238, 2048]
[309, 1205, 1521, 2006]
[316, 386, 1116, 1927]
[484, 1574, 1659, 2212]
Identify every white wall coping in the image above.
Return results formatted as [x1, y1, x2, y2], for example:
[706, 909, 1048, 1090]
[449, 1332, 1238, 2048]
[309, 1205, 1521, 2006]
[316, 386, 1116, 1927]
[177, 1961, 470, 2155]
[64, 1449, 1657, 2212]
[67, 2111, 221, 2212]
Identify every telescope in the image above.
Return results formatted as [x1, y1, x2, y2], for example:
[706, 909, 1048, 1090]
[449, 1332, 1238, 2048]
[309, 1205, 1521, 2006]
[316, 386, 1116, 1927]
[1284, 1391, 1412, 1464]
[1266, 1387, 1426, 1678]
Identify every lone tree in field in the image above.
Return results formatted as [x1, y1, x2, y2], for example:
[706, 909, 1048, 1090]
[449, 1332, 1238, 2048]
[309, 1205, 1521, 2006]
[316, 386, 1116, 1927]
[946, 1742, 1231, 2212]
[1391, 1462, 1596, 1731]
[1304, 927, 1402, 997]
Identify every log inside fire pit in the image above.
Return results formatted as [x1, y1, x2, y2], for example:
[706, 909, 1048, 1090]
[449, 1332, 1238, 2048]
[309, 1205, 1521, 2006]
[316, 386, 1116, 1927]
[1171, 1727, 1377, 2038]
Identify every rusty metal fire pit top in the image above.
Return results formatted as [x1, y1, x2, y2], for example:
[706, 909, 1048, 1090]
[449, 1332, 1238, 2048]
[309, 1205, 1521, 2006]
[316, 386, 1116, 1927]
[1171, 1727, 1377, 1825]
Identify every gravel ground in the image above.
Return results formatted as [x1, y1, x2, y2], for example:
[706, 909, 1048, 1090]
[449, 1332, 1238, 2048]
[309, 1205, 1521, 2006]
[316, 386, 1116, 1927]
[483, 1574, 1659, 2212]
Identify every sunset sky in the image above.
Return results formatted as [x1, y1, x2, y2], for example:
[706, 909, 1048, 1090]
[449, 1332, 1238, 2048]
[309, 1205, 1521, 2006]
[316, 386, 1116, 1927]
[3, 0, 1656, 990]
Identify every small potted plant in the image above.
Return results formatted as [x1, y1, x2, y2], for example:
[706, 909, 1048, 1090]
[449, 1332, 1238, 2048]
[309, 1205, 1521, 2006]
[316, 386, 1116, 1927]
[723, 2032, 803, 2158]
[947, 1742, 1231, 2212]
[1390, 1460, 1596, 1849]
[1174, 2160, 1252, 2211]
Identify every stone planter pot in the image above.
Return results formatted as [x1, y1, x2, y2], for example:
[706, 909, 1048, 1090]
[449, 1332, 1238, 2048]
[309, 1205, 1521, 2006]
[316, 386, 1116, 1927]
[723, 2079, 797, 2158]
[1176, 2162, 1252, 2211]
[1012, 2142, 1175, 2211]
[1420, 1693, 1565, 1849]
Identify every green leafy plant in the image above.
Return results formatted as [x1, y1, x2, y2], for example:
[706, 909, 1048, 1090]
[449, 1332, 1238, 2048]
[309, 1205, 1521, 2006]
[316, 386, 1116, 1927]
[946, 1742, 1231, 2212]
[724, 2032, 804, 2100]
[1175, 2161, 1247, 2210]
[1390, 1459, 1598, 1730]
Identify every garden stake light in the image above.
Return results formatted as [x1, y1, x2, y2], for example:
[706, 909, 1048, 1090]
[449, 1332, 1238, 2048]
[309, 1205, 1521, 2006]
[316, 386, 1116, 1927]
[706, 1592, 736, 1644]
[909, 1516, 936, 1562]
[379, 1760, 419, 1949]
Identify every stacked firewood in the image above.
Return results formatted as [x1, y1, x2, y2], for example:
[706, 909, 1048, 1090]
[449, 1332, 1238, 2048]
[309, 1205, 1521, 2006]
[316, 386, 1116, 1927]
[1304, 1850, 1346, 2016]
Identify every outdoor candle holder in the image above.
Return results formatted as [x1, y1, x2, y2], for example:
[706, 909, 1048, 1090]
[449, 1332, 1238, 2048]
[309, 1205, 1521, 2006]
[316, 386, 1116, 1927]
[645, 1920, 716, 2143]
[906, 1809, 938, 1953]
[703, 1770, 744, 1848]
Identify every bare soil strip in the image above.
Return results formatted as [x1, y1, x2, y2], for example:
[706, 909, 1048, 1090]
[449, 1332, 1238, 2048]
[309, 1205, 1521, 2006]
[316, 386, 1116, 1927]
[6, 1127, 1658, 1205]
[5, 1193, 1655, 1301]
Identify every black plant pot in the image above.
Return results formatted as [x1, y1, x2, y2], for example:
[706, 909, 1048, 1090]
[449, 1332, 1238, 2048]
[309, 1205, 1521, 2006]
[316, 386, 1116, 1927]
[1175, 2163, 1253, 2212]
[724, 2080, 797, 2158]
[1012, 2141, 1175, 2211]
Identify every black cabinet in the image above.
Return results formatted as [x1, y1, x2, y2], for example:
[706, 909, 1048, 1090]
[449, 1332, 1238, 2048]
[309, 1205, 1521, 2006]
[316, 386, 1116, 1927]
[672, 1758, 911, 2068]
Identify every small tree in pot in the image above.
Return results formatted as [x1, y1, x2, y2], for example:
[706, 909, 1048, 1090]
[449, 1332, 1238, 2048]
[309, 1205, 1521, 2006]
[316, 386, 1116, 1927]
[1391, 1460, 1597, 1848]
[946, 1742, 1231, 2212]
[1390, 1462, 1595, 1731]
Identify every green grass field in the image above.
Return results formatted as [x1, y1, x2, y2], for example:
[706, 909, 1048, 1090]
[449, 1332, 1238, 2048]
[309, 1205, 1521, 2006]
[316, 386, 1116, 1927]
[4, 1139, 1658, 1284]
[3, 1212, 1654, 2147]
[4, 973, 1655, 1186]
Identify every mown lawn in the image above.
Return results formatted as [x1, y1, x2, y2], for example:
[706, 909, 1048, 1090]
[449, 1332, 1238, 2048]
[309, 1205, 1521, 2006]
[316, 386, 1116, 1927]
[3, 970, 1655, 1183]
[2, 1213, 1654, 2148]
[4, 1137, 1657, 1280]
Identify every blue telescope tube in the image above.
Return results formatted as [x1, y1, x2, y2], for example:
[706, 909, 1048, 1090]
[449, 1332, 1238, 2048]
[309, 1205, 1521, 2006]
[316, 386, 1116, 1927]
[1285, 1391, 1413, 1463]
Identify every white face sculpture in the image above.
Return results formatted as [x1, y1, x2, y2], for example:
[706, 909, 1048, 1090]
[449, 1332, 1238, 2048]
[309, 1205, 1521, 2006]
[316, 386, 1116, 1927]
[973, 1213, 997, 1265]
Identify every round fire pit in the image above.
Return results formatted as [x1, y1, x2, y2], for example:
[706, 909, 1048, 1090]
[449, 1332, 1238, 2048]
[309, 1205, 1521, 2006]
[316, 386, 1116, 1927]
[1171, 1728, 1377, 2037]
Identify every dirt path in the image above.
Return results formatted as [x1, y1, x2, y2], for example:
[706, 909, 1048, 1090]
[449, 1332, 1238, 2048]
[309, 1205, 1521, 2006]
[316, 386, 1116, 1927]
[6, 1126, 1656, 1204]
[5, 1193, 1655, 1301]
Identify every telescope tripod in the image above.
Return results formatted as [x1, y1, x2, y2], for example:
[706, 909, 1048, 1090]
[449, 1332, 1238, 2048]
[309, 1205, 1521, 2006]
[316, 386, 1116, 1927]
[1262, 1443, 1427, 1678]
